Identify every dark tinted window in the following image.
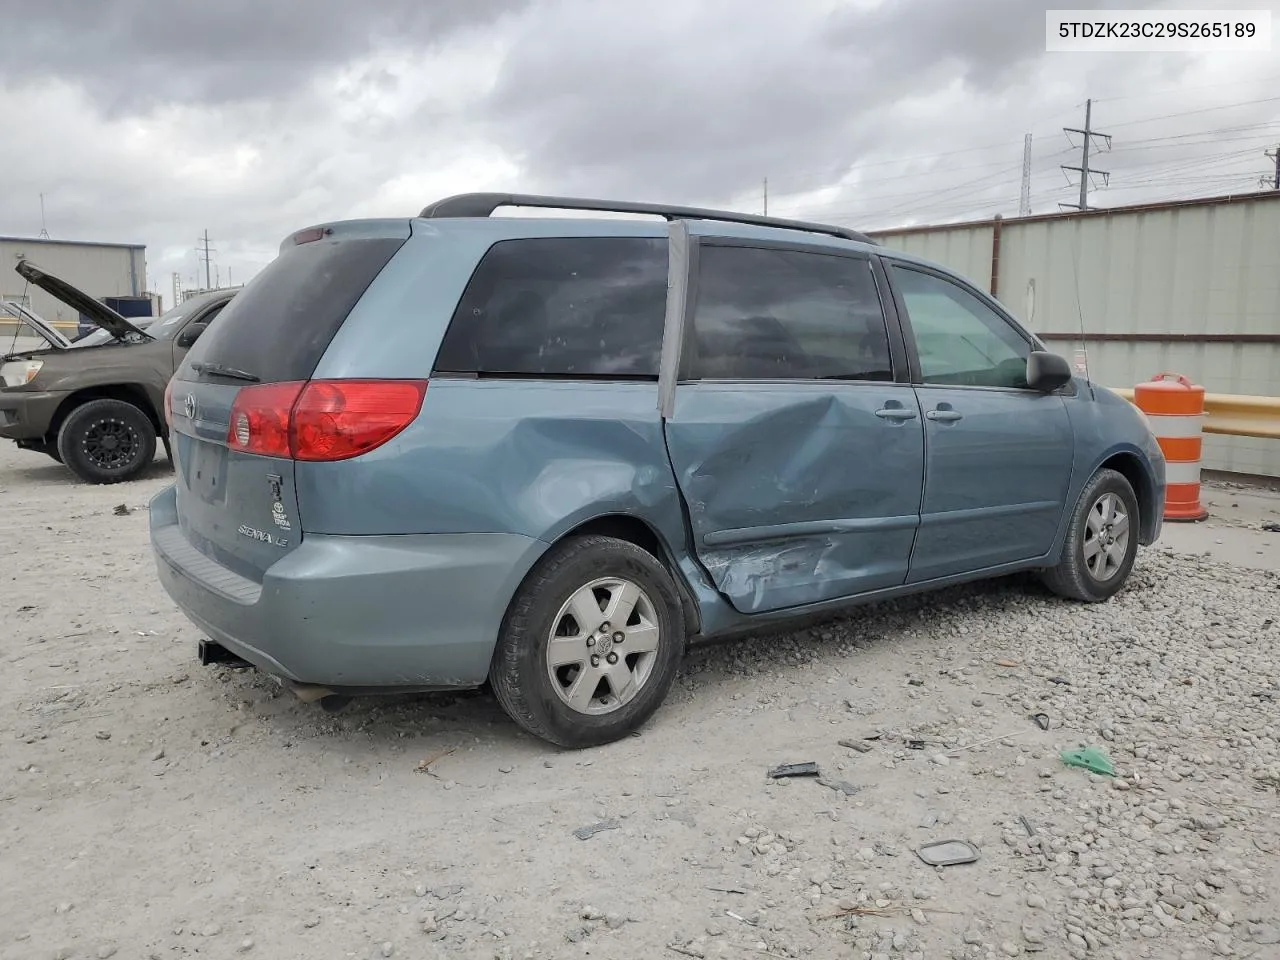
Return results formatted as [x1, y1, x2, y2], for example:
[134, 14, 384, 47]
[434, 237, 668, 378]
[150, 299, 228, 342]
[185, 237, 406, 383]
[685, 246, 892, 381]
[892, 266, 1030, 389]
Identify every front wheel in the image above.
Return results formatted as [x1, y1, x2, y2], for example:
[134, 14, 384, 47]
[1040, 468, 1140, 602]
[56, 398, 157, 484]
[489, 535, 686, 748]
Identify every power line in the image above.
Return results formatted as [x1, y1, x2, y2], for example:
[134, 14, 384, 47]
[1104, 96, 1280, 130]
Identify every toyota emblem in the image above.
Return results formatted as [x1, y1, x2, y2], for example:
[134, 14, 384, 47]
[183, 394, 197, 420]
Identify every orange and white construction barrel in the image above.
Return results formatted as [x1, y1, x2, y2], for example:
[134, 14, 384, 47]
[1133, 373, 1208, 522]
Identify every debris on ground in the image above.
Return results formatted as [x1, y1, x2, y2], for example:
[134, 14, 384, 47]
[837, 738, 874, 753]
[113, 504, 132, 516]
[767, 761, 819, 779]
[573, 820, 620, 841]
[816, 778, 859, 796]
[415, 746, 456, 774]
[1059, 745, 1116, 777]
[916, 839, 980, 867]
[666, 944, 706, 959]
[947, 730, 1021, 755]
[994, 658, 1020, 668]
[1030, 712, 1050, 730]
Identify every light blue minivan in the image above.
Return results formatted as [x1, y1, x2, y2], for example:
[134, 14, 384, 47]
[150, 193, 1165, 747]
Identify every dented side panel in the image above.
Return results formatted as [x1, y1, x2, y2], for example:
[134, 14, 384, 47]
[662, 382, 925, 614]
[294, 379, 689, 548]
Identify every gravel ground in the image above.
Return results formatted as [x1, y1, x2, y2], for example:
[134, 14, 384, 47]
[1, 442, 1278, 960]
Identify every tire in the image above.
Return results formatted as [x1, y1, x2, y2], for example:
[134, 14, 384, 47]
[56, 398, 157, 484]
[489, 534, 686, 749]
[1040, 468, 1140, 603]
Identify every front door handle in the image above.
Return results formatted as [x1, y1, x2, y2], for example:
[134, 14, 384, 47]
[875, 407, 918, 421]
[926, 408, 964, 422]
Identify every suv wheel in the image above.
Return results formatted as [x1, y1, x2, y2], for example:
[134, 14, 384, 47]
[57, 398, 157, 484]
[490, 534, 685, 748]
[1040, 468, 1140, 602]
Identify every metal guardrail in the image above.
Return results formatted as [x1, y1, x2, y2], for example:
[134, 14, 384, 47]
[1112, 387, 1279, 440]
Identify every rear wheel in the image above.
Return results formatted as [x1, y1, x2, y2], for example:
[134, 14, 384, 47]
[489, 534, 685, 748]
[56, 398, 157, 484]
[1040, 468, 1140, 602]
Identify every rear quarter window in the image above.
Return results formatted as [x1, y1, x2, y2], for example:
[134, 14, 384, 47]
[185, 236, 406, 383]
[434, 237, 668, 379]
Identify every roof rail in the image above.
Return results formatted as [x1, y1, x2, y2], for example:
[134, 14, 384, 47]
[417, 192, 877, 246]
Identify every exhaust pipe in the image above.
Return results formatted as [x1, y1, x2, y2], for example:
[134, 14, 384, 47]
[285, 681, 336, 703]
[281, 679, 352, 714]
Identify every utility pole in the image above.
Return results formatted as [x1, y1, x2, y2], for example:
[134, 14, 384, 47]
[1019, 134, 1033, 216]
[1265, 145, 1280, 189]
[1060, 99, 1111, 211]
[171, 272, 181, 308]
[196, 230, 216, 290]
[763, 177, 768, 216]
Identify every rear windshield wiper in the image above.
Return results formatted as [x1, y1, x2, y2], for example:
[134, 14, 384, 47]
[191, 361, 260, 383]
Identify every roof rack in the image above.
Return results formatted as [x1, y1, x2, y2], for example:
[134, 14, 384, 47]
[418, 192, 877, 246]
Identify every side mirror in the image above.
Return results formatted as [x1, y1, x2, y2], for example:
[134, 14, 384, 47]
[176, 322, 209, 348]
[1026, 350, 1073, 393]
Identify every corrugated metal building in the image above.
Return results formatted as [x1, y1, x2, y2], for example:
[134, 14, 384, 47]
[0, 236, 147, 333]
[869, 191, 1280, 478]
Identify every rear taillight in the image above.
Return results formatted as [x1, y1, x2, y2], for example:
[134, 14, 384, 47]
[226, 379, 427, 462]
[291, 380, 427, 461]
[227, 382, 304, 458]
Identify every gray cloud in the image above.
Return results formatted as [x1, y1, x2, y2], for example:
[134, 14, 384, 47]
[1, 0, 1276, 297]
[478, 0, 1185, 204]
[4, 0, 529, 112]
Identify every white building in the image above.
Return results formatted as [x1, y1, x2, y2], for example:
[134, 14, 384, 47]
[0, 235, 150, 333]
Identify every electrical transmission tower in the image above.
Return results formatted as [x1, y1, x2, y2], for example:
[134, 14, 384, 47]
[1060, 99, 1111, 211]
[1264, 145, 1280, 190]
[196, 230, 217, 290]
[1019, 134, 1033, 216]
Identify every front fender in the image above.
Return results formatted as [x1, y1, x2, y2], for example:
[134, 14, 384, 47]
[1058, 384, 1166, 548]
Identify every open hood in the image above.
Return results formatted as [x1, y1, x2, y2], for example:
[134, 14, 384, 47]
[14, 259, 152, 343]
[1, 299, 73, 351]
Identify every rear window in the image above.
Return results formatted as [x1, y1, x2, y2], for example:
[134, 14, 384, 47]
[185, 237, 406, 383]
[434, 237, 668, 379]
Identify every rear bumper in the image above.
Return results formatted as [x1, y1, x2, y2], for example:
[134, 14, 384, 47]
[149, 484, 547, 689]
[0, 389, 64, 441]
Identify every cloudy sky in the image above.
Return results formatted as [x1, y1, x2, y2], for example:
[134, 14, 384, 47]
[3, 0, 1278, 296]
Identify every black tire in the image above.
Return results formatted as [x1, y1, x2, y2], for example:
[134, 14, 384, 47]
[489, 534, 686, 749]
[56, 398, 157, 484]
[1040, 468, 1140, 603]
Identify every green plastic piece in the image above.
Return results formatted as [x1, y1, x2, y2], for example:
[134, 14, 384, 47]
[1059, 746, 1116, 777]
